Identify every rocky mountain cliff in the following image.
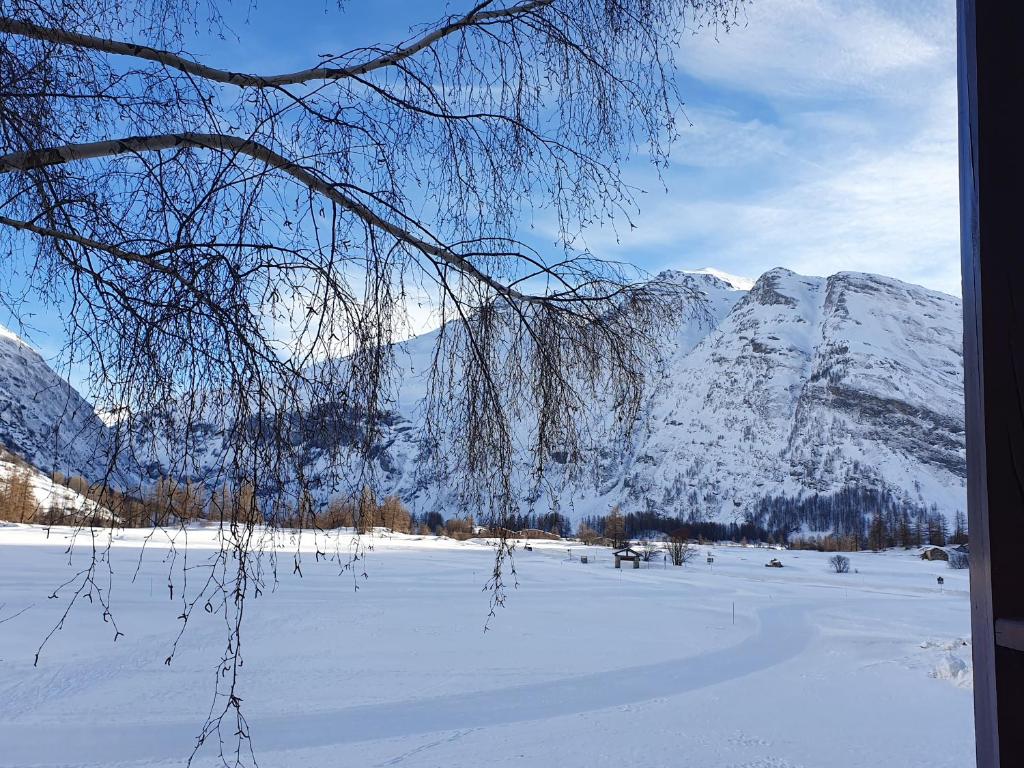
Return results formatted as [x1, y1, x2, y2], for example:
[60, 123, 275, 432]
[615, 268, 964, 521]
[0, 267, 966, 526]
[0, 326, 118, 483]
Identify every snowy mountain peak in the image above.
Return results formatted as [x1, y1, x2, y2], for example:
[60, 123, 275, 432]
[683, 267, 756, 291]
[0, 267, 965, 529]
[363, 267, 965, 525]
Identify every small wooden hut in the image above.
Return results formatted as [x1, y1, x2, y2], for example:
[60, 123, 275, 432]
[613, 546, 641, 569]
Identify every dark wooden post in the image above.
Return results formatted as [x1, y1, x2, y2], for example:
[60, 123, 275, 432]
[958, 2, 1024, 765]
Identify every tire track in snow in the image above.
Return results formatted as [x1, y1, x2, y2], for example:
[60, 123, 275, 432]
[0, 602, 811, 767]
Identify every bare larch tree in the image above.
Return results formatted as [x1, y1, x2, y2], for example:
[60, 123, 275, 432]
[0, 0, 740, 763]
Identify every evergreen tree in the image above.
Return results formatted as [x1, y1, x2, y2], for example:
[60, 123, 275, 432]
[912, 512, 927, 548]
[208, 482, 232, 525]
[896, 511, 912, 549]
[868, 508, 886, 552]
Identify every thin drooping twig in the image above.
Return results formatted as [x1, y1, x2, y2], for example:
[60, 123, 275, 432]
[0, 133, 543, 303]
[0, 1, 740, 764]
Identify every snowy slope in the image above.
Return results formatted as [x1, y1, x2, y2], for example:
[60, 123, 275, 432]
[687, 266, 757, 291]
[0, 268, 966, 524]
[0, 448, 105, 518]
[367, 268, 965, 522]
[0, 528, 975, 768]
[0, 325, 117, 482]
[364, 270, 751, 515]
[606, 269, 965, 521]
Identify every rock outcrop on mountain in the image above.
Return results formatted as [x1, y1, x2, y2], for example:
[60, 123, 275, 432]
[0, 267, 966, 527]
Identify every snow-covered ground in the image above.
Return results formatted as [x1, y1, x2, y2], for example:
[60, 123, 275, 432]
[0, 455, 104, 518]
[0, 526, 974, 767]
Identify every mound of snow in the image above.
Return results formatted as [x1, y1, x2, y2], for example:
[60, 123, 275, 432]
[930, 652, 973, 688]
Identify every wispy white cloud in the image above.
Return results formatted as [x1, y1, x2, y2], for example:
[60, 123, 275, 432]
[681, 0, 948, 99]
[672, 106, 793, 169]
[570, 0, 960, 296]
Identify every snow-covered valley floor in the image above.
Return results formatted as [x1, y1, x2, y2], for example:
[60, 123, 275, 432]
[0, 526, 974, 767]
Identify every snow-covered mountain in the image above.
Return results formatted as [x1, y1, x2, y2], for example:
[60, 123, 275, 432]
[0, 326, 118, 483]
[368, 267, 965, 523]
[614, 268, 964, 520]
[0, 267, 966, 525]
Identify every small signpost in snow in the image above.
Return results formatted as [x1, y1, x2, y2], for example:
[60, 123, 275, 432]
[938, 576, 945, 594]
[707, 554, 714, 570]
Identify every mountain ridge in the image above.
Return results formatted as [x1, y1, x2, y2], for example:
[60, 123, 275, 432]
[0, 266, 966, 528]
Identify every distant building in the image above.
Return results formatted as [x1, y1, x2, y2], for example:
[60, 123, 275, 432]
[613, 546, 641, 569]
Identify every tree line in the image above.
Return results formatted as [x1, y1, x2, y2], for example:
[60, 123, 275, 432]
[0, 461, 472, 537]
[577, 490, 968, 552]
[1, 458, 968, 553]
[579, 505, 773, 547]
[751, 489, 967, 551]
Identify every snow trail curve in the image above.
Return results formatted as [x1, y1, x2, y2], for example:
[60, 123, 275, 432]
[0, 602, 811, 766]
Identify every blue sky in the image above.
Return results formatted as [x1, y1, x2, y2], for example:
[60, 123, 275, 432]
[3, 0, 959, 377]
[577, 0, 959, 296]
[288, 0, 959, 297]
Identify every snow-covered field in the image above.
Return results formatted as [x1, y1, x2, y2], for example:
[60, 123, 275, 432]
[0, 526, 974, 767]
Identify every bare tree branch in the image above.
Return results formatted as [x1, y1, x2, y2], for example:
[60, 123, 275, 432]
[0, 1, 554, 88]
[0, 133, 547, 303]
[0, 1, 740, 762]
